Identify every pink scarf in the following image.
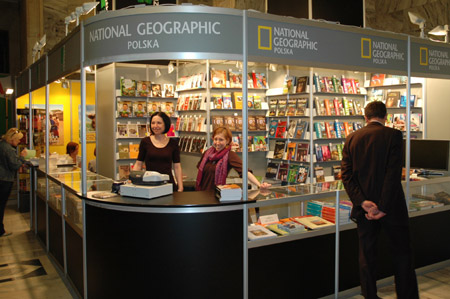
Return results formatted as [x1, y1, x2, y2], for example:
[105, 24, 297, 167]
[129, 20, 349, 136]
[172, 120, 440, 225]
[196, 145, 231, 190]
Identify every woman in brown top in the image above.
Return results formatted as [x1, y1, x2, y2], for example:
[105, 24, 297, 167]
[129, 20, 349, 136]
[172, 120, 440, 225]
[134, 112, 183, 192]
[196, 127, 271, 191]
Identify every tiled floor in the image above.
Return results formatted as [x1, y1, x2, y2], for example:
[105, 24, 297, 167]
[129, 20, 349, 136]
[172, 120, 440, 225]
[1, 202, 449, 299]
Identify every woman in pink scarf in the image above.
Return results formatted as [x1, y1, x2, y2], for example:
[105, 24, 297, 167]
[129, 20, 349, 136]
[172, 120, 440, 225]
[196, 127, 271, 191]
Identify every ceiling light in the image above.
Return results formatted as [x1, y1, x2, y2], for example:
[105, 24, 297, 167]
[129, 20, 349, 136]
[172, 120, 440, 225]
[269, 63, 277, 72]
[168, 62, 174, 74]
[155, 69, 161, 78]
[408, 11, 426, 38]
[428, 25, 449, 43]
[6, 88, 14, 95]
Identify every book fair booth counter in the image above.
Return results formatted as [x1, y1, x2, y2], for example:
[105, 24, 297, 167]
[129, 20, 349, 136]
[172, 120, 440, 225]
[15, 5, 450, 298]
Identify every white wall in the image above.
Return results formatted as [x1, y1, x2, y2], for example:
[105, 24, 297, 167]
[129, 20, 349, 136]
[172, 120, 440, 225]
[426, 78, 450, 140]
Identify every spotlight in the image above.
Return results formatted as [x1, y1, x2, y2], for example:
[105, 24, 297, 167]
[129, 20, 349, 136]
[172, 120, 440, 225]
[429, 25, 449, 43]
[168, 62, 174, 74]
[6, 88, 14, 95]
[408, 11, 426, 38]
[269, 63, 277, 72]
[155, 69, 162, 78]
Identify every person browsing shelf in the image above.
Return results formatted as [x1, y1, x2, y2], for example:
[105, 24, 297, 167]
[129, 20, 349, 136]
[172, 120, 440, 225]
[196, 127, 271, 191]
[0, 128, 27, 237]
[133, 112, 184, 192]
[66, 142, 79, 165]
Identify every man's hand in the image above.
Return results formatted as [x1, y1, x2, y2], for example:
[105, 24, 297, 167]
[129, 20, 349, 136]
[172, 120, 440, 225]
[361, 200, 377, 213]
[365, 207, 386, 220]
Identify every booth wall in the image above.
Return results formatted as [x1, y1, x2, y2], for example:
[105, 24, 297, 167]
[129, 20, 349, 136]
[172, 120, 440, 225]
[426, 78, 450, 140]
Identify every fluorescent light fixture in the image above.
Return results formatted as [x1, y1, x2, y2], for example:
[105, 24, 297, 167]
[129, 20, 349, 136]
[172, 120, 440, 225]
[82, 2, 100, 14]
[65, 13, 77, 36]
[429, 25, 449, 43]
[6, 88, 14, 95]
[269, 63, 277, 72]
[38, 35, 46, 48]
[155, 69, 162, 78]
[408, 11, 426, 38]
[85, 66, 93, 72]
[235, 61, 243, 69]
[168, 62, 174, 74]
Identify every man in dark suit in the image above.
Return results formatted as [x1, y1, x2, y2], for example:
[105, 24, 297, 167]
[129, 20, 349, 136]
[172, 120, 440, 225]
[341, 101, 419, 299]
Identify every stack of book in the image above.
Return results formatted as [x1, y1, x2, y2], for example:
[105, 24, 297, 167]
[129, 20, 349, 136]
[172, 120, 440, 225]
[215, 184, 242, 201]
[247, 225, 277, 241]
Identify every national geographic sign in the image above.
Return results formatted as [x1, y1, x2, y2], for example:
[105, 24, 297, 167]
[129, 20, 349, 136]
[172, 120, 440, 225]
[247, 14, 408, 73]
[83, 10, 243, 66]
[411, 40, 450, 78]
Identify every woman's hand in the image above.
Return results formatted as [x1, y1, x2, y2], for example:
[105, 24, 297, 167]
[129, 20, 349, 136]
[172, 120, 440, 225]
[260, 182, 271, 189]
[20, 148, 27, 157]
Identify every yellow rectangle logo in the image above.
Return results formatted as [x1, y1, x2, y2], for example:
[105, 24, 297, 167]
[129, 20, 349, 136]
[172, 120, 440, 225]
[258, 26, 272, 50]
[361, 38, 371, 59]
[420, 47, 428, 65]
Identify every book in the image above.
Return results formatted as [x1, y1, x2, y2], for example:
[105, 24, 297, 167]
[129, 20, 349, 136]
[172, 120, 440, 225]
[293, 216, 334, 230]
[268, 119, 278, 138]
[127, 124, 138, 138]
[268, 99, 278, 116]
[277, 162, 289, 181]
[255, 73, 267, 89]
[147, 101, 160, 115]
[287, 119, 297, 139]
[370, 73, 386, 87]
[222, 94, 233, 109]
[297, 165, 309, 183]
[253, 95, 262, 109]
[235, 116, 243, 131]
[163, 84, 174, 97]
[248, 116, 257, 131]
[332, 165, 342, 180]
[331, 75, 343, 93]
[256, 116, 266, 131]
[136, 80, 150, 97]
[215, 184, 242, 201]
[385, 91, 400, 108]
[118, 165, 131, 180]
[133, 101, 147, 117]
[296, 76, 308, 93]
[129, 143, 139, 159]
[315, 143, 323, 162]
[248, 225, 277, 241]
[286, 142, 297, 160]
[212, 116, 224, 130]
[287, 164, 300, 183]
[295, 120, 308, 139]
[314, 97, 324, 116]
[296, 143, 309, 162]
[117, 123, 128, 137]
[275, 121, 287, 138]
[120, 78, 136, 96]
[321, 144, 331, 161]
[247, 95, 254, 109]
[161, 102, 174, 116]
[232, 92, 243, 109]
[211, 69, 227, 88]
[265, 161, 280, 179]
[286, 98, 297, 116]
[282, 75, 295, 94]
[295, 98, 308, 116]
[117, 100, 132, 117]
[138, 124, 148, 138]
[224, 116, 236, 131]
[118, 144, 130, 159]
[273, 140, 286, 159]
[151, 83, 162, 97]
[211, 94, 223, 109]
[229, 70, 243, 88]
[253, 136, 267, 151]
[410, 113, 421, 132]
[279, 219, 306, 234]
[315, 166, 325, 182]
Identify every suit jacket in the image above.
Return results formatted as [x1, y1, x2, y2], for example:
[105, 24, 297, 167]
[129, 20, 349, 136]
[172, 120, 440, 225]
[341, 122, 409, 224]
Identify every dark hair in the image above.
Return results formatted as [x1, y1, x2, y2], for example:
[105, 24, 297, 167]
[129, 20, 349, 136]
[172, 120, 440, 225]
[149, 112, 171, 134]
[213, 127, 232, 144]
[66, 142, 79, 155]
[364, 101, 386, 120]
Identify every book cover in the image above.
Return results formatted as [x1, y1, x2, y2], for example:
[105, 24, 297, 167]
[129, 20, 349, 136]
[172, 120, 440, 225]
[287, 119, 297, 139]
[211, 94, 223, 109]
[151, 83, 162, 97]
[296, 76, 308, 93]
[253, 95, 262, 109]
[286, 98, 297, 116]
[269, 99, 278, 116]
[393, 113, 406, 131]
[212, 116, 224, 130]
[127, 124, 138, 138]
[315, 143, 323, 162]
[296, 143, 309, 162]
[136, 80, 150, 97]
[118, 144, 130, 159]
[163, 84, 174, 98]
[410, 113, 422, 132]
[273, 140, 286, 159]
[265, 161, 280, 179]
[247, 95, 254, 109]
[332, 165, 342, 180]
[286, 142, 297, 160]
[321, 144, 331, 161]
[315, 166, 325, 182]
[147, 101, 160, 115]
[118, 165, 131, 180]
[120, 78, 136, 97]
[287, 164, 300, 183]
[255, 73, 267, 89]
[129, 143, 139, 159]
[314, 122, 325, 139]
[295, 98, 308, 116]
[313, 73, 321, 92]
[331, 75, 343, 93]
[224, 116, 236, 131]
[211, 69, 227, 88]
[268, 119, 278, 138]
[229, 70, 243, 88]
[248, 116, 257, 131]
[330, 143, 340, 160]
[256, 116, 266, 131]
[161, 102, 174, 116]
[232, 92, 243, 109]
[323, 98, 332, 116]
[277, 162, 289, 181]
[248, 225, 277, 241]
[283, 75, 295, 94]
[117, 123, 128, 138]
[386, 91, 401, 108]
[117, 101, 132, 117]
[275, 121, 287, 138]
[223, 94, 233, 109]
[294, 216, 334, 230]
[295, 120, 308, 139]
[253, 136, 267, 151]
[234, 116, 243, 131]
[370, 73, 386, 87]
[279, 219, 306, 234]
[138, 124, 148, 138]
[133, 101, 147, 117]
[297, 165, 309, 183]
[277, 99, 287, 116]
[314, 97, 324, 116]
